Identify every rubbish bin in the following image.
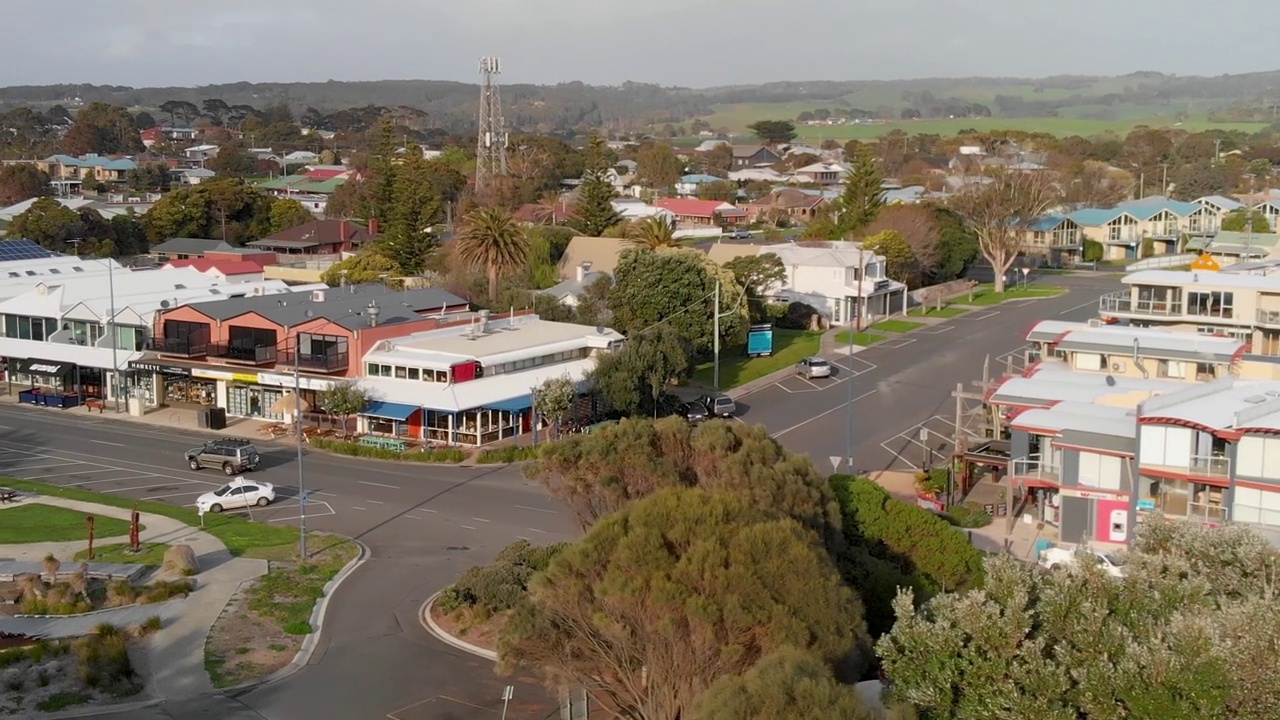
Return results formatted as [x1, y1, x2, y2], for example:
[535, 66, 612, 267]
[208, 407, 227, 430]
[196, 408, 210, 429]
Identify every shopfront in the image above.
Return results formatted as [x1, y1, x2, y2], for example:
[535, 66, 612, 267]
[360, 401, 420, 438]
[127, 361, 217, 407]
[8, 358, 77, 393]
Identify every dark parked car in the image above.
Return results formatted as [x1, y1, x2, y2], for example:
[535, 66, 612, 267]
[678, 401, 710, 424]
[699, 394, 736, 418]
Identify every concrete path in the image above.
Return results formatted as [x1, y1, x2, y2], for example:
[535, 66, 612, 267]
[0, 494, 267, 702]
[0, 599, 184, 638]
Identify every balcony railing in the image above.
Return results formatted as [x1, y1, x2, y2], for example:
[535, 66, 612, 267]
[279, 351, 349, 373]
[208, 343, 277, 365]
[1259, 309, 1280, 327]
[1010, 453, 1060, 482]
[1189, 453, 1231, 478]
[1104, 233, 1142, 244]
[1098, 291, 1183, 316]
[155, 336, 208, 357]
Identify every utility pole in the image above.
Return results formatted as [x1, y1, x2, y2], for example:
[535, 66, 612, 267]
[844, 244, 864, 469]
[1159, 163, 1169, 195]
[711, 278, 738, 391]
[475, 56, 509, 197]
[106, 259, 120, 414]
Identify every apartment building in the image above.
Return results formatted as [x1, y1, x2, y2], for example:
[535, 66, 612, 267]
[1023, 320, 1246, 382]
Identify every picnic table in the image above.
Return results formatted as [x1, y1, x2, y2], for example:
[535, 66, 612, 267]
[0, 488, 18, 504]
[358, 435, 407, 453]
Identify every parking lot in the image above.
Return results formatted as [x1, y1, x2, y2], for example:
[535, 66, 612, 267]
[0, 439, 336, 524]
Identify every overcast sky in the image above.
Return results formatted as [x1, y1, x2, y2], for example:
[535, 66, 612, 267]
[5, 0, 1279, 88]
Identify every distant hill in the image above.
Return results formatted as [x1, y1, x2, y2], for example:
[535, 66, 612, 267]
[2, 70, 1278, 135]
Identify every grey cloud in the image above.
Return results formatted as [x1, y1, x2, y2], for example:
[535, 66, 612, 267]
[1, 0, 1278, 88]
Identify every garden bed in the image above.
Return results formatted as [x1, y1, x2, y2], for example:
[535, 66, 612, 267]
[308, 437, 466, 464]
[204, 534, 359, 688]
[0, 623, 154, 716]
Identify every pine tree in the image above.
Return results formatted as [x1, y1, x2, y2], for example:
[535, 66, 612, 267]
[570, 135, 622, 237]
[379, 148, 443, 275]
[834, 144, 886, 238]
[368, 118, 400, 225]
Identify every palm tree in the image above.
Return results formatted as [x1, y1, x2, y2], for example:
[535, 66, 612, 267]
[532, 192, 566, 226]
[627, 215, 680, 249]
[454, 207, 530, 304]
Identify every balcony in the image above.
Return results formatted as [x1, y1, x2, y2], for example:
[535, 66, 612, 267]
[155, 336, 208, 357]
[1104, 233, 1142, 245]
[1142, 454, 1231, 480]
[1259, 308, 1280, 327]
[208, 343, 277, 365]
[1098, 291, 1183, 317]
[1010, 453, 1061, 484]
[279, 351, 349, 373]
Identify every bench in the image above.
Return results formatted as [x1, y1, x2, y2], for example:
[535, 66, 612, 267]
[0, 489, 18, 504]
[84, 399, 104, 413]
[358, 435, 407, 453]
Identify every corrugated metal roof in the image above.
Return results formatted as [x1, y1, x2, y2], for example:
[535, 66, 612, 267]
[1068, 208, 1134, 226]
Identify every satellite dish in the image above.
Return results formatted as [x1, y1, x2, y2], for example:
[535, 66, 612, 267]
[1105, 375, 1117, 386]
[159, 300, 170, 308]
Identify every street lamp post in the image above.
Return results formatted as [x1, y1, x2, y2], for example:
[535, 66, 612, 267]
[294, 334, 307, 560]
[845, 245, 864, 471]
[105, 259, 121, 413]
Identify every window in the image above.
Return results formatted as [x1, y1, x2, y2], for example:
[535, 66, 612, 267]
[407, 367, 420, 380]
[395, 366, 408, 379]
[3, 314, 56, 341]
[228, 326, 277, 350]
[1141, 477, 1227, 522]
[1077, 452, 1126, 491]
[111, 325, 145, 351]
[1072, 352, 1103, 371]
[1232, 486, 1280, 527]
[1187, 291, 1234, 319]
[1140, 425, 1193, 467]
[364, 363, 392, 377]
[62, 320, 103, 346]
[1158, 360, 1187, 379]
[1236, 436, 1280, 481]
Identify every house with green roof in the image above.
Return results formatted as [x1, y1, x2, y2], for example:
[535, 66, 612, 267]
[1068, 208, 1143, 260]
[1115, 196, 1208, 255]
[1204, 230, 1280, 262]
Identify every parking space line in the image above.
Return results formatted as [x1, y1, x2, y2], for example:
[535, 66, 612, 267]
[882, 338, 916, 349]
[266, 503, 336, 523]
[24, 468, 134, 480]
[771, 389, 878, 438]
[916, 325, 955, 335]
[460, 525, 477, 530]
[98, 482, 196, 494]
[515, 505, 557, 514]
[2, 462, 83, 472]
[141, 490, 207, 500]
[359, 480, 400, 490]
[64, 474, 158, 487]
[526, 528, 548, 534]
[960, 311, 1000, 321]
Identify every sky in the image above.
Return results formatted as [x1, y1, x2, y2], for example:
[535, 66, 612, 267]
[4, 0, 1279, 89]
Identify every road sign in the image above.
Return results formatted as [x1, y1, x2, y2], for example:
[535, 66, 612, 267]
[299, 491, 309, 506]
[501, 686, 515, 720]
[830, 455, 842, 473]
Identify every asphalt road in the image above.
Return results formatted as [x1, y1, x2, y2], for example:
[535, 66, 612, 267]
[0, 406, 572, 719]
[734, 274, 1121, 475]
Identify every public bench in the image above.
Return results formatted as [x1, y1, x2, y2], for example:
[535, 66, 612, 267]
[358, 435, 407, 453]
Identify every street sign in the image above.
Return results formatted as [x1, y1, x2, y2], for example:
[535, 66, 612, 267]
[299, 491, 309, 506]
[829, 455, 842, 473]
[502, 686, 514, 700]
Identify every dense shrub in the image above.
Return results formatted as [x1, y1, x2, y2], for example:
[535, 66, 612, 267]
[310, 437, 466, 463]
[476, 445, 541, 464]
[1082, 238, 1104, 262]
[773, 301, 823, 330]
[831, 474, 984, 593]
[944, 501, 993, 529]
[73, 630, 141, 697]
[439, 539, 569, 617]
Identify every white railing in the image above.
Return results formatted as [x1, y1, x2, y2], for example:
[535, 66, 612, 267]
[1128, 253, 1197, 271]
[1010, 453, 1060, 481]
[1189, 454, 1231, 478]
[1099, 291, 1183, 316]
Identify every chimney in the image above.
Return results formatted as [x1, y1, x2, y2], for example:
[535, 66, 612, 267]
[366, 301, 381, 327]
[368, 218, 378, 236]
[576, 263, 587, 283]
[340, 219, 349, 240]
[478, 308, 491, 333]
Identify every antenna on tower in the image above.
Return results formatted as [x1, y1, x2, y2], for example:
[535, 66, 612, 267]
[476, 56, 509, 195]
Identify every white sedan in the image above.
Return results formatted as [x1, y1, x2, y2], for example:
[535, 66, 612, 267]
[196, 478, 276, 514]
[1039, 546, 1125, 578]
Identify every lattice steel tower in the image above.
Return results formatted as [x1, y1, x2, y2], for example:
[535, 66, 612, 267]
[475, 56, 509, 193]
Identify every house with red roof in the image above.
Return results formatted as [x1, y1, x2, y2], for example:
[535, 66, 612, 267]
[652, 198, 747, 227]
[161, 258, 266, 283]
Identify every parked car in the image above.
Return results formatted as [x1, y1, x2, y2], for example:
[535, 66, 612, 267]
[678, 401, 710, 424]
[795, 357, 832, 379]
[699, 394, 736, 418]
[185, 438, 260, 476]
[195, 477, 276, 514]
[726, 229, 752, 240]
[1038, 546, 1125, 577]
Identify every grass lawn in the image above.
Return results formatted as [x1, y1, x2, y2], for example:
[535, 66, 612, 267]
[871, 319, 924, 333]
[1, 478, 297, 556]
[964, 284, 1065, 306]
[834, 331, 886, 346]
[908, 305, 968, 318]
[244, 535, 360, 636]
[0, 503, 134, 544]
[692, 329, 821, 389]
[73, 542, 169, 566]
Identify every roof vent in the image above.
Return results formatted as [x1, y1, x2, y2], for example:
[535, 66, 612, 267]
[1244, 395, 1268, 404]
[1267, 390, 1280, 398]
[311, 289, 326, 302]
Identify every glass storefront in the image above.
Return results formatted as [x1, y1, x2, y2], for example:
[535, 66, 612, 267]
[164, 377, 216, 405]
[226, 385, 284, 420]
[1138, 476, 1227, 523]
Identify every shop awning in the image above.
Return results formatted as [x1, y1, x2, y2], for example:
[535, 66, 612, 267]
[14, 358, 74, 379]
[487, 394, 533, 412]
[360, 401, 419, 421]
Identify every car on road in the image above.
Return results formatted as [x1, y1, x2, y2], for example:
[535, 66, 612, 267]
[725, 229, 752, 240]
[699, 394, 736, 418]
[678, 401, 710, 424]
[795, 357, 832, 379]
[1038, 546, 1125, 577]
[195, 477, 276, 514]
[185, 438, 261, 476]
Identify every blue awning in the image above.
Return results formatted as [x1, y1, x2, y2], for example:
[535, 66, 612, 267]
[360, 401, 419, 421]
[487, 394, 533, 412]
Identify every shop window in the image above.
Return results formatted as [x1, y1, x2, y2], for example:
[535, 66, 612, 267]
[406, 368, 420, 380]
[1187, 291, 1233, 319]
[4, 314, 57, 341]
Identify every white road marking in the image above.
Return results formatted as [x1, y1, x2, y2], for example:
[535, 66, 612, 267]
[461, 525, 477, 530]
[471, 517, 491, 523]
[89, 440, 125, 447]
[358, 480, 400, 489]
[516, 535, 530, 540]
[770, 389, 878, 438]
[352, 506, 368, 510]
[418, 508, 438, 514]
[1059, 299, 1100, 315]
[404, 515, 422, 520]
[63, 474, 158, 486]
[26, 468, 131, 480]
[526, 528, 549, 534]
[314, 491, 339, 497]
[514, 504, 557, 514]
[101, 482, 190, 493]
[915, 325, 955, 335]
[3, 462, 82, 471]
[141, 490, 207, 500]
[882, 338, 916, 349]
[366, 500, 385, 504]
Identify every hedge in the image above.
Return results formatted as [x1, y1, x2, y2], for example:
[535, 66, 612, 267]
[475, 445, 541, 464]
[309, 437, 466, 464]
[437, 539, 568, 617]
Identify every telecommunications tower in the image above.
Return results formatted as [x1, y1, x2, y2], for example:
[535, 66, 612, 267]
[475, 56, 509, 193]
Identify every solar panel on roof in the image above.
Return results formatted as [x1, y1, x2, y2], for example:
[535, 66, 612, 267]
[0, 239, 60, 261]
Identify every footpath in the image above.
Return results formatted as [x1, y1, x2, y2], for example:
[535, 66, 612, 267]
[0, 493, 267, 702]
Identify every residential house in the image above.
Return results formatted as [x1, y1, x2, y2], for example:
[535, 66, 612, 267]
[282, 150, 321, 166]
[512, 200, 576, 226]
[555, 236, 632, 281]
[1023, 320, 1245, 383]
[245, 219, 374, 256]
[730, 145, 782, 169]
[302, 165, 351, 181]
[147, 238, 236, 262]
[536, 263, 608, 307]
[883, 185, 935, 204]
[356, 314, 623, 445]
[1068, 208, 1143, 260]
[674, 174, 724, 197]
[746, 241, 908, 324]
[1252, 197, 1280, 232]
[652, 198, 746, 227]
[36, 155, 137, 192]
[183, 145, 220, 163]
[1200, 231, 1280, 263]
[611, 199, 674, 223]
[254, 175, 347, 215]
[728, 167, 787, 183]
[0, 196, 153, 225]
[741, 187, 827, 222]
[1194, 195, 1245, 234]
[1023, 215, 1084, 266]
[146, 284, 468, 418]
[695, 139, 729, 152]
[791, 162, 846, 186]
[1113, 196, 1203, 254]
[161, 259, 266, 284]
